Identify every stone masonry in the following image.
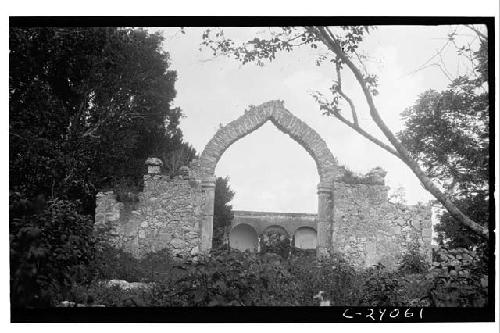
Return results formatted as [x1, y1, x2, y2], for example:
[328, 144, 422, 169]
[332, 178, 432, 269]
[195, 100, 341, 256]
[95, 163, 205, 258]
[231, 211, 317, 236]
[95, 100, 433, 268]
[197, 100, 339, 183]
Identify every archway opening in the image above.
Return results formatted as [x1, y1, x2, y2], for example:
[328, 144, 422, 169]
[294, 227, 317, 249]
[261, 225, 291, 258]
[229, 223, 259, 252]
[215, 122, 319, 213]
[198, 101, 337, 254]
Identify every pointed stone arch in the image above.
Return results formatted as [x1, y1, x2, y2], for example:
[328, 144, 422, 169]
[195, 100, 337, 257]
[197, 100, 338, 183]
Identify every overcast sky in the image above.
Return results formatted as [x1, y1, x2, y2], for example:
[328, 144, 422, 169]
[149, 26, 484, 213]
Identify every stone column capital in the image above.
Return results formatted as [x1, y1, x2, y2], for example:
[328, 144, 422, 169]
[317, 182, 332, 194]
[201, 177, 217, 188]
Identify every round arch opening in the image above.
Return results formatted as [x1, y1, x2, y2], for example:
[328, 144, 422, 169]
[262, 225, 290, 238]
[261, 225, 291, 257]
[294, 227, 317, 249]
[229, 223, 259, 252]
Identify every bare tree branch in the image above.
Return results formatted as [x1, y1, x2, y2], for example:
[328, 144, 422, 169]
[310, 25, 488, 239]
[465, 24, 487, 41]
[330, 107, 399, 157]
[400, 39, 452, 79]
[335, 63, 359, 126]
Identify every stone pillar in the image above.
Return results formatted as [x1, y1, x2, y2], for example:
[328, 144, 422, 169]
[317, 182, 332, 257]
[200, 177, 216, 252]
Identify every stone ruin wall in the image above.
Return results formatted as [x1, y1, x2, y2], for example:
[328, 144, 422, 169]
[95, 172, 204, 258]
[94, 101, 433, 268]
[95, 166, 433, 268]
[332, 180, 433, 269]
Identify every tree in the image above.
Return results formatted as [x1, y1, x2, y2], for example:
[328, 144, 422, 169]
[199, 25, 489, 239]
[10, 27, 184, 209]
[162, 142, 198, 177]
[213, 177, 235, 248]
[9, 27, 190, 306]
[398, 37, 489, 248]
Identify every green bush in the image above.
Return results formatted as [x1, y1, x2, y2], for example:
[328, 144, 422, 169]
[288, 252, 362, 306]
[260, 229, 291, 259]
[77, 249, 363, 307]
[68, 282, 155, 307]
[398, 247, 430, 275]
[427, 246, 488, 307]
[428, 273, 488, 307]
[148, 249, 302, 306]
[10, 194, 96, 307]
[358, 264, 404, 306]
[90, 242, 179, 283]
[62, 245, 489, 308]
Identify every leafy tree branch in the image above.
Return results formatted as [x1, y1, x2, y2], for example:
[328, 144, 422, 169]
[200, 25, 489, 239]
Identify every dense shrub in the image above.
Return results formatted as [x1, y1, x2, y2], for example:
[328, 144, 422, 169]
[358, 264, 404, 306]
[149, 250, 302, 306]
[68, 249, 363, 307]
[112, 177, 142, 203]
[398, 245, 430, 275]
[63, 245, 489, 308]
[260, 229, 291, 259]
[90, 242, 180, 283]
[288, 252, 362, 305]
[68, 282, 156, 307]
[427, 245, 488, 307]
[9, 27, 194, 309]
[428, 273, 488, 307]
[10, 193, 96, 307]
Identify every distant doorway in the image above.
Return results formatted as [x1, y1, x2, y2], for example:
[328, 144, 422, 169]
[294, 227, 317, 249]
[229, 223, 259, 252]
[261, 225, 290, 258]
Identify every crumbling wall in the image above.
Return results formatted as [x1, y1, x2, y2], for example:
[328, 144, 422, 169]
[95, 102, 435, 265]
[332, 179, 433, 269]
[96, 158, 433, 267]
[95, 171, 204, 258]
[431, 246, 485, 279]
